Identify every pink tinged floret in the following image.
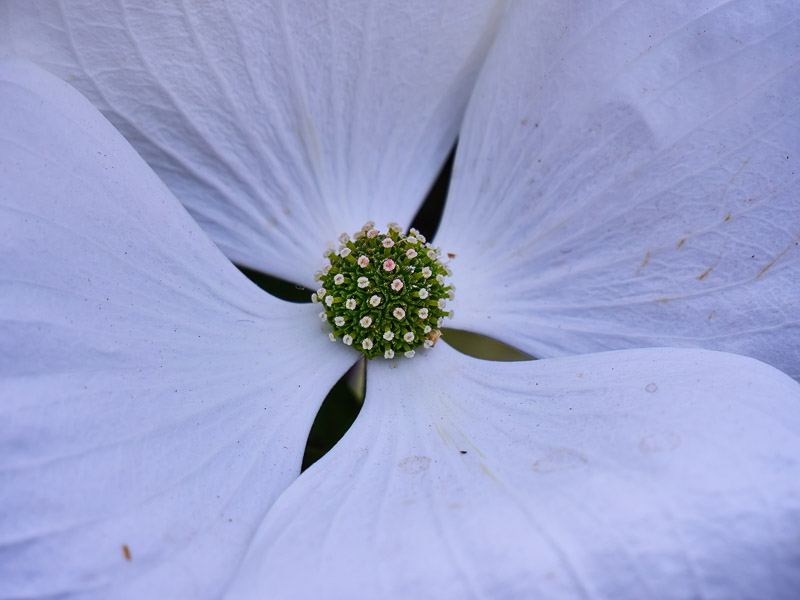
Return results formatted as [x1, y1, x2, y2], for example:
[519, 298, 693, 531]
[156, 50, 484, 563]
[358, 255, 370, 268]
[383, 259, 396, 272]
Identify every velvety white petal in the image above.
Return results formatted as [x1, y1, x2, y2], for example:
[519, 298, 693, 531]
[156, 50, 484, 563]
[436, 1, 800, 378]
[226, 344, 800, 599]
[0, 61, 357, 599]
[0, 0, 506, 285]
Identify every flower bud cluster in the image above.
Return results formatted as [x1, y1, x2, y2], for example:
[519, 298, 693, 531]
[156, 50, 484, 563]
[314, 222, 453, 359]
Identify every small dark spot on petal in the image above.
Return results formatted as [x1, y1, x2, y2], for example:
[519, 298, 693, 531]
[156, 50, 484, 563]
[122, 545, 131, 561]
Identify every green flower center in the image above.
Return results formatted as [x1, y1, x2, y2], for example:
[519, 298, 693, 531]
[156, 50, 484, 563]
[314, 222, 453, 359]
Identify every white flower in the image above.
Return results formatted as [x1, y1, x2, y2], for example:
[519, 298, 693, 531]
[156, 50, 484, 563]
[2, 3, 800, 599]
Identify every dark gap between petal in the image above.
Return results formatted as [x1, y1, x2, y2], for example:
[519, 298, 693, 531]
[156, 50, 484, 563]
[409, 141, 456, 240]
[301, 358, 365, 472]
[236, 264, 312, 303]
[442, 328, 535, 362]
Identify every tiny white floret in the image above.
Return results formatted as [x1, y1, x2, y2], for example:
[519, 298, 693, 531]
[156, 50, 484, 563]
[357, 277, 369, 288]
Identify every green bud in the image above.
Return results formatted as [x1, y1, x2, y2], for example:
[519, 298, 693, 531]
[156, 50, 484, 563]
[319, 223, 453, 359]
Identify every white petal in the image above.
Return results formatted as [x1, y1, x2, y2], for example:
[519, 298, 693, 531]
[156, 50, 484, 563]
[0, 61, 356, 598]
[436, 1, 800, 378]
[226, 344, 800, 599]
[0, 0, 506, 285]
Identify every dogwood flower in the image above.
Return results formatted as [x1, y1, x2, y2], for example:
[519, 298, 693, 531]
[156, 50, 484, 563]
[2, 2, 800, 599]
